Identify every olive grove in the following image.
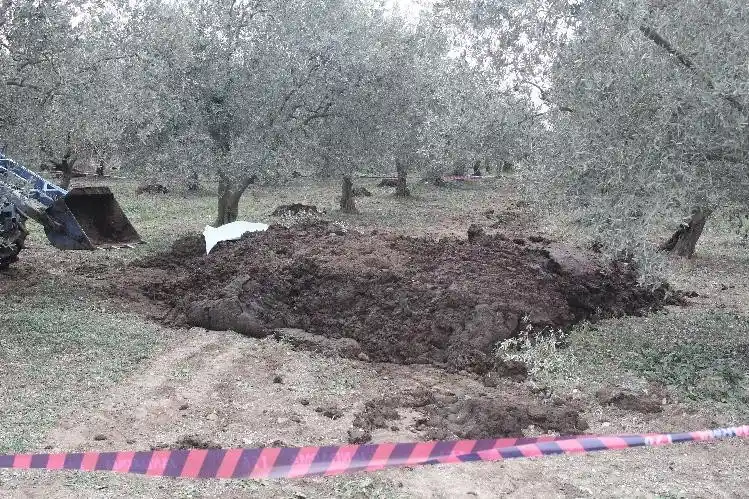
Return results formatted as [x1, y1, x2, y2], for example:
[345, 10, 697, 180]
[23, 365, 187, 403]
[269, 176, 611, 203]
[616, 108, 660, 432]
[2, 0, 746, 271]
[0, 1, 126, 187]
[2, 0, 532, 223]
[522, 0, 749, 263]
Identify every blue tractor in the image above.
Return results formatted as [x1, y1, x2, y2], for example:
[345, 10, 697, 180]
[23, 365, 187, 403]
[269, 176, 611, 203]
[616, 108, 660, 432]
[0, 150, 141, 268]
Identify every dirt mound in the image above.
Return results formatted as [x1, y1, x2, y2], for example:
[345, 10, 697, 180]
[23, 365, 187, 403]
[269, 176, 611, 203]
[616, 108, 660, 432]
[271, 203, 318, 216]
[133, 222, 679, 372]
[351, 388, 587, 441]
[136, 183, 169, 194]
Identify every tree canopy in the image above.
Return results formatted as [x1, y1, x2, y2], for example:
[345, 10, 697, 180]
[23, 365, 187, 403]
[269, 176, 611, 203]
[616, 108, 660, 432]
[2, 0, 747, 267]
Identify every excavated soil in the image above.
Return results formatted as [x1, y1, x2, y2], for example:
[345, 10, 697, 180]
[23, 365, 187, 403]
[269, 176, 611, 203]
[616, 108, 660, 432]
[133, 222, 679, 373]
[351, 388, 588, 442]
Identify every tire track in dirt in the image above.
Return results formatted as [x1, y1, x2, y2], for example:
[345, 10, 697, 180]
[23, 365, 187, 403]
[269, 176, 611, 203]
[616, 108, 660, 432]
[43, 328, 376, 455]
[6, 327, 747, 498]
[46, 332, 242, 451]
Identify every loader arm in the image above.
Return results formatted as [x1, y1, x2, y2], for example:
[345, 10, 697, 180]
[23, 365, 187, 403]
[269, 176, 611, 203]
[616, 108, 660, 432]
[0, 149, 141, 253]
[0, 152, 68, 208]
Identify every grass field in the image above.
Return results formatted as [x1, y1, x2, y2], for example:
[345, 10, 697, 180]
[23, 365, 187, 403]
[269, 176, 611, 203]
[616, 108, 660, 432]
[1, 175, 747, 497]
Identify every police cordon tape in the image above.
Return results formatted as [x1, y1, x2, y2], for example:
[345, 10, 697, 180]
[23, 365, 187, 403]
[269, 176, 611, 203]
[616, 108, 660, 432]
[1, 425, 746, 479]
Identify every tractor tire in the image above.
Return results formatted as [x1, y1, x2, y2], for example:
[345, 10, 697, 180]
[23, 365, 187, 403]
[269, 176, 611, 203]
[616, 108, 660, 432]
[0, 217, 27, 270]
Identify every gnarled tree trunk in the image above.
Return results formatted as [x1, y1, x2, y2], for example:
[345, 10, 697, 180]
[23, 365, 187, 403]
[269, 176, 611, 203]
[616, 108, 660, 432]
[473, 160, 482, 176]
[215, 189, 242, 226]
[186, 171, 200, 191]
[395, 159, 410, 197]
[214, 173, 257, 226]
[659, 207, 711, 258]
[340, 175, 358, 213]
[50, 150, 76, 190]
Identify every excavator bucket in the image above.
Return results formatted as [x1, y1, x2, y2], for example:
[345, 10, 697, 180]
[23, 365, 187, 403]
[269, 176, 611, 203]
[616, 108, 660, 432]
[43, 186, 141, 250]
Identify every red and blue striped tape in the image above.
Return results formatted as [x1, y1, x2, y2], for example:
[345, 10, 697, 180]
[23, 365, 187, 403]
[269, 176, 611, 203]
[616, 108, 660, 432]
[1, 425, 746, 479]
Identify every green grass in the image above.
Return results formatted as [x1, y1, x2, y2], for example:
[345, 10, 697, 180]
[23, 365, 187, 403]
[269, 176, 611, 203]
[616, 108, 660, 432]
[625, 342, 746, 402]
[568, 311, 749, 406]
[0, 291, 165, 453]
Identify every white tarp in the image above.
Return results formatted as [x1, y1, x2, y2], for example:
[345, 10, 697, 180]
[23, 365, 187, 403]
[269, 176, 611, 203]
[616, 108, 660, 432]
[203, 221, 269, 254]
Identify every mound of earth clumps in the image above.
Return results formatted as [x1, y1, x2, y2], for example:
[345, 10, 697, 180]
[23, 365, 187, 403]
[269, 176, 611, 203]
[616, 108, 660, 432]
[351, 389, 587, 442]
[133, 222, 679, 372]
[271, 203, 318, 217]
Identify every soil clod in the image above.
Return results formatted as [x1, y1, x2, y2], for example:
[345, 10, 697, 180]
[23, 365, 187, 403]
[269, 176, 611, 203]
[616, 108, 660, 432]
[161, 435, 221, 450]
[595, 387, 665, 413]
[377, 178, 399, 188]
[136, 183, 169, 194]
[347, 427, 373, 444]
[495, 359, 528, 382]
[272, 203, 318, 217]
[316, 405, 344, 420]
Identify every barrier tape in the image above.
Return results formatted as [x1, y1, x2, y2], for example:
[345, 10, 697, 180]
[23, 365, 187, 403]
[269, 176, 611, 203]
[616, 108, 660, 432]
[1, 426, 746, 479]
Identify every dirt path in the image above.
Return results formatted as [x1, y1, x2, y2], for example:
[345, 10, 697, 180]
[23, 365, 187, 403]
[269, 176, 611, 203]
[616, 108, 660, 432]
[2, 328, 746, 498]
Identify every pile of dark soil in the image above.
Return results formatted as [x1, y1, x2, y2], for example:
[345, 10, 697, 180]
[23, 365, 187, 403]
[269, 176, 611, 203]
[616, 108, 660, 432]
[377, 178, 399, 187]
[133, 222, 679, 372]
[351, 388, 587, 441]
[271, 203, 318, 217]
[136, 183, 169, 194]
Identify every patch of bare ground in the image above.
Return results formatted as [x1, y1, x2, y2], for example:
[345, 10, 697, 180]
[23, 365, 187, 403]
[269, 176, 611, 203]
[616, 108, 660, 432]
[1, 328, 746, 498]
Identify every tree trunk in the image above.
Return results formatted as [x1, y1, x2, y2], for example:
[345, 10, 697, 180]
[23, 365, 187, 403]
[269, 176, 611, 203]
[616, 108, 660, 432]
[186, 171, 200, 191]
[659, 207, 711, 258]
[395, 159, 410, 197]
[48, 138, 76, 189]
[52, 152, 76, 189]
[215, 189, 242, 226]
[59, 165, 73, 190]
[340, 175, 358, 213]
[473, 160, 482, 176]
[213, 168, 259, 226]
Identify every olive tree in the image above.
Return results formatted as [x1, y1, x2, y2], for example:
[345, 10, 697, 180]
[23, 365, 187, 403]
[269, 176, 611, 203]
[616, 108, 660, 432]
[289, 6, 452, 211]
[412, 1, 549, 182]
[526, 0, 748, 263]
[0, 0, 125, 268]
[0, 0, 112, 186]
[121, 0, 407, 224]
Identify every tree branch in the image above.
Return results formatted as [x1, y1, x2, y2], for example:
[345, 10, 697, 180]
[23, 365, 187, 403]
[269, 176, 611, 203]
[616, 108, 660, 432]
[639, 24, 747, 115]
[691, 146, 747, 164]
[4, 79, 42, 91]
[639, 25, 695, 69]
